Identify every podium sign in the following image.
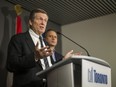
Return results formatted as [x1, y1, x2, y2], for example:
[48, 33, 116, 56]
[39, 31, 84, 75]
[36, 55, 111, 87]
[82, 59, 111, 87]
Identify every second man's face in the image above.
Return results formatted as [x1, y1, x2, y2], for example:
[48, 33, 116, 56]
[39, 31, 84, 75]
[29, 13, 48, 35]
[45, 31, 58, 47]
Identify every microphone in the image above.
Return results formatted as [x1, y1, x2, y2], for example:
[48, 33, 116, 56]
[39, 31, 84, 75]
[57, 31, 90, 56]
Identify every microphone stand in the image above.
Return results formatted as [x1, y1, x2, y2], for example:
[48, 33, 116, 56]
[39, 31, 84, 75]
[57, 32, 90, 56]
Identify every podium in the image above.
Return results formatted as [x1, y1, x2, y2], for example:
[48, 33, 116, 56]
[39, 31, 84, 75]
[36, 55, 111, 87]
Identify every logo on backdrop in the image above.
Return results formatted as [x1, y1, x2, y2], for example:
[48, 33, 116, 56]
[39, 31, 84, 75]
[88, 67, 108, 84]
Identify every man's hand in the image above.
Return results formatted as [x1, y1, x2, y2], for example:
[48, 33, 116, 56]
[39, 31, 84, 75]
[64, 50, 82, 59]
[34, 42, 53, 60]
[64, 50, 74, 59]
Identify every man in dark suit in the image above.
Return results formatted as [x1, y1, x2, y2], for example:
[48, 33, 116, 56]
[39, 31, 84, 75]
[44, 29, 74, 65]
[6, 8, 55, 87]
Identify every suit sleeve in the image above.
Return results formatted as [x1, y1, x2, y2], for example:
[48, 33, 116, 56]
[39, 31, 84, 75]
[6, 34, 36, 72]
[54, 51, 64, 63]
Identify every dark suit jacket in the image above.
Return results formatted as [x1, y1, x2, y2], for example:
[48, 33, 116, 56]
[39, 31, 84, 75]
[51, 51, 63, 65]
[6, 31, 62, 87]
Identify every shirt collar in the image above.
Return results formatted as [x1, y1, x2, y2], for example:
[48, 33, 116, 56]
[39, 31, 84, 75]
[29, 28, 40, 38]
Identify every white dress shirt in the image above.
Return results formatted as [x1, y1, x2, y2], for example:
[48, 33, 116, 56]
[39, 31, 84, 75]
[29, 29, 52, 70]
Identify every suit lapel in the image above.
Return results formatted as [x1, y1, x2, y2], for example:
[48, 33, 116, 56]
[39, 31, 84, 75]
[25, 31, 43, 68]
[25, 31, 35, 52]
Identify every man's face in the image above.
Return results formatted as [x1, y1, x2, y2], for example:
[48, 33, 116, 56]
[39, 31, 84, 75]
[29, 13, 48, 35]
[45, 31, 58, 47]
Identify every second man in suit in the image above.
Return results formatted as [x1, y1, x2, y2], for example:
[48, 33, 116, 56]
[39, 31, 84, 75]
[44, 29, 74, 64]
